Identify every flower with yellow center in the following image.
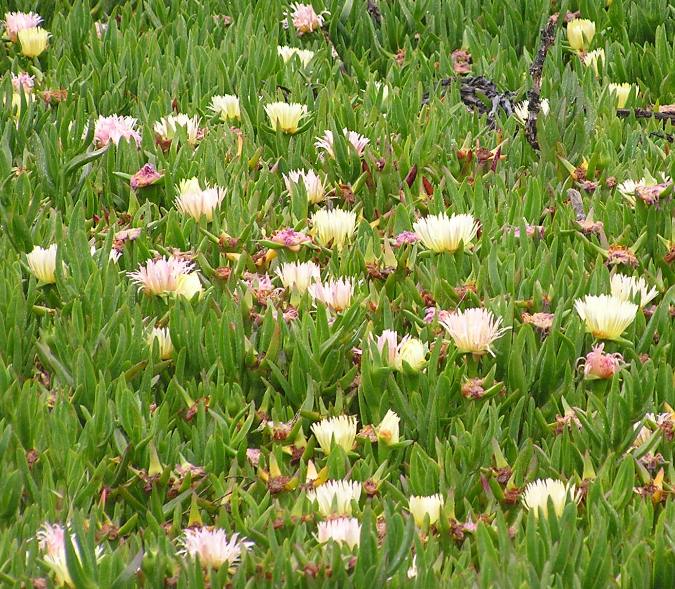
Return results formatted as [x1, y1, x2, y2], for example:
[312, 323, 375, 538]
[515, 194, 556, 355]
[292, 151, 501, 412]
[209, 94, 240, 121]
[311, 415, 357, 453]
[317, 517, 361, 549]
[440, 308, 510, 356]
[275, 261, 320, 294]
[27, 244, 59, 284]
[310, 208, 357, 249]
[18, 26, 49, 57]
[307, 480, 362, 517]
[608, 83, 634, 108]
[413, 212, 479, 253]
[566, 19, 595, 52]
[277, 45, 315, 67]
[408, 494, 444, 527]
[574, 294, 638, 340]
[376, 410, 400, 445]
[148, 327, 174, 360]
[264, 101, 307, 134]
[284, 169, 326, 204]
[610, 274, 658, 307]
[521, 478, 575, 519]
[581, 49, 604, 76]
[175, 177, 225, 222]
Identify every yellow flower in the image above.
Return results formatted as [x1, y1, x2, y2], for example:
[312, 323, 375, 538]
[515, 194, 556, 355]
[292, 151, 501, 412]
[413, 212, 479, 253]
[376, 410, 400, 445]
[264, 101, 307, 134]
[574, 294, 638, 340]
[18, 26, 49, 57]
[522, 479, 575, 519]
[311, 415, 357, 453]
[581, 49, 604, 76]
[396, 337, 427, 372]
[148, 327, 174, 360]
[408, 494, 443, 527]
[608, 83, 634, 108]
[566, 19, 595, 52]
[209, 94, 240, 121]
[310, 208, 357, 249]
[27, 244, 59, 284]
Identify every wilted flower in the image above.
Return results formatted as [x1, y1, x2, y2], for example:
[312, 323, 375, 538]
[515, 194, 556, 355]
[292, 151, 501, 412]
[376, 410, 400, 445]
[308, 277, 354, 311]
[209, 94, 240, 121]
[413, 213, 479, 253]
[617, 175, 672, 207]
[574, 294, 638, 340]
[581, 48, 604, 76]
[148, 327, 173, 360]
[93, 115, 142, 148]
[175, 177, 225, 222]
[270, 228, 311, 251]
[276, 261, 321, 293]
[277, 45, 315, 66]
[308, 480, 362, 516]
[311, 415, 357, 453]
[317, 517, 361, 549]
[27, 244, 59, 284]
[130, 163, 163, 190]
[178, 528, 252, 570]
[566, 18, 595, 52]
[408, 494, 444, 527]
[4, 11, 42, 42]
[11, 72, 34, 93]
[393, 231, 420, 247]
[608, 83, 634, 108]
[513, 99, 549, 125]
[128, 257, 202, 298]
[610, 274, 658, 307]
[18, 26, 49, 57]
[284, 169, 326, 204]
[578, 343, 624, 380]
[154, 114, 201, 146]
[440, 308, 509, 356]
[264, 102, 307, 134]
[315, 128, 370, 158]
[522, 479, 575, 518]
[310, 208, 357, 249]
[633, 413, 674, 448]
[286, 3, 325, 35]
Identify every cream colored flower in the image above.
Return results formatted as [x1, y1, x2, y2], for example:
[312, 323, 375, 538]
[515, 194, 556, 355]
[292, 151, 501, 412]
[308, 480, 362, 516]
[286, 3, 325, 35]
[608, 83, 634, 108]
[27, 244, 59, 284]
[4, 11, 42, 42]
[175, 177, 225, 221]
[310, 208, 357, 249]
[209, 94, 240, 121]
[440, 308, 509, 356]
[264, 101, 307, 134]
[276, 261, 321, 294]
[284, 169, 326, 204]
[178, 528, 252, 570]
[408, 494, 443, 527]
[148, 327, 173, 360]
[522, 478, 575, 518]
[396, 337, 427, 372]
[513, 99, 549, 125]
[610, 274, 658, 307]
[277, 45, 315, 67]
[128, 257, 200, 298]
[581, 49, 604, 76]
[311, 415, 357, 453]
[154, 114, 201, 145]
[175, 272, 203, 300]
[566, 19, 595, 52]
[315, 128, 369, 158]
[317, 517, 361, 549]
[18, 26, 49, 57]
[574, 294, 638, 340]
[308, 278, 354, 311]
[376, 410, 400, 445]
[413, 213, 479, 253]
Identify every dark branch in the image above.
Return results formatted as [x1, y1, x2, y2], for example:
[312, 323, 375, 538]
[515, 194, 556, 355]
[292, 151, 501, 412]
[616, 108, 675, 122]
[367, 1, 381, 25]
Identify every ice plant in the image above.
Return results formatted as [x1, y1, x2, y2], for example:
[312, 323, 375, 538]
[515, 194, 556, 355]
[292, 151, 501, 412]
[178, 528, 252, 570]
[376, 410, 400, 445]
[275, 261, 320, 293]
[608, 83, 634, 108]
[574, 295, 638, 340]
[408, 494, 444, 527]
[11, 72, 34, 93]
[617, 175, 672, 207]
[93, 115, 142, 148]
[375, 330, 399, 366]
[130, 163, 163, 190]
[581, 49, 604, 76]
[175, 177, 225, 222]
[440, 308, 509, 356]
[148, 327, 174, 360]
[578, 344, 624, 380]
[311, 415, 357, 453]
[393, 231, 420, 247]
[264, 102, 307, 134]
[413, 213, 480, 253]
[154, 114, 201, 146]
[18, 27, 49, 57]
[277, 45, 315, 66]
[3, 11, 42, 42]
[270, 228, 311, 251]
[307, 480, 362, 516]
[315, 128, 370, 158]
[286, 3, 325, 35]
[310, 208, 357, 249]
[513, 99, 549, 125]
[610, 274, 658, 307]
[209, 94, 241, 121]
[27, 244, 58, 284]
[128, 256, 201, 298]
[396, 337, 427, 372]
[284, 169, 326, 204]
[521, 479, 575, 518]
[317, 517, 361, 549]
[308, 277, 354, 311]
[566, 18, 595, 52]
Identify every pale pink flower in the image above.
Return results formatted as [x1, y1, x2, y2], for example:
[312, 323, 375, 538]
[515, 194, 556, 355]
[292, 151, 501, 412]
[11, 72, 34, 93]
[93, 115, 142, 148]
[308, 277, 354, 311]
[315, 128, 369, 158]
[286, 3, 325, 35]
[128, 257, 200, 297]
[577, 344, 624, 380]
[393, 231, 420, 247]
[283, 168, 326, 204]
[178, 527, 252, 570]
[424, 307, 451, 324]
[4, 11, 42, 42]
[440, 308, 510, 356]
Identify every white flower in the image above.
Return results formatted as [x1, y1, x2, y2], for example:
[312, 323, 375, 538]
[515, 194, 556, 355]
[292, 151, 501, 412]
[574, 294, 638, 340]
[310, 208, 357, 249]
[148, 327, 173, 360]
[413, 212, 479, 253]
[284, 169, 326, 204]
[522, 478, 575, 518]
[27, 244, 59, 284]
[581, 49, 604, 76]
[566, 18, 595, 52]
[178, 528, 252, 570]
[175, 177, 225, 221]
[154, 114, 201, 145]
[311, 415, 357, 453]
[308, 480, 362, 516]
[264, 101, 308, 134]
[408, 494, 444, 527]
[286, 3, 325, 35]
[275, 261, 321, 293]
[315, 128, 369, 158]
[608, 83, 634, 108]
[317, 517, 361, 549]
[308, 277, 354, 311]
[209, 94, 240, 121]
[128, 257, 201, 299]
[513, 99, 549, 125]
[277, 45, 315, 67]
[376, 410, 400, 445]
[610, 274, 658, 307]
[93, 115, 142, 147]
[440, 308, 510, 356]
